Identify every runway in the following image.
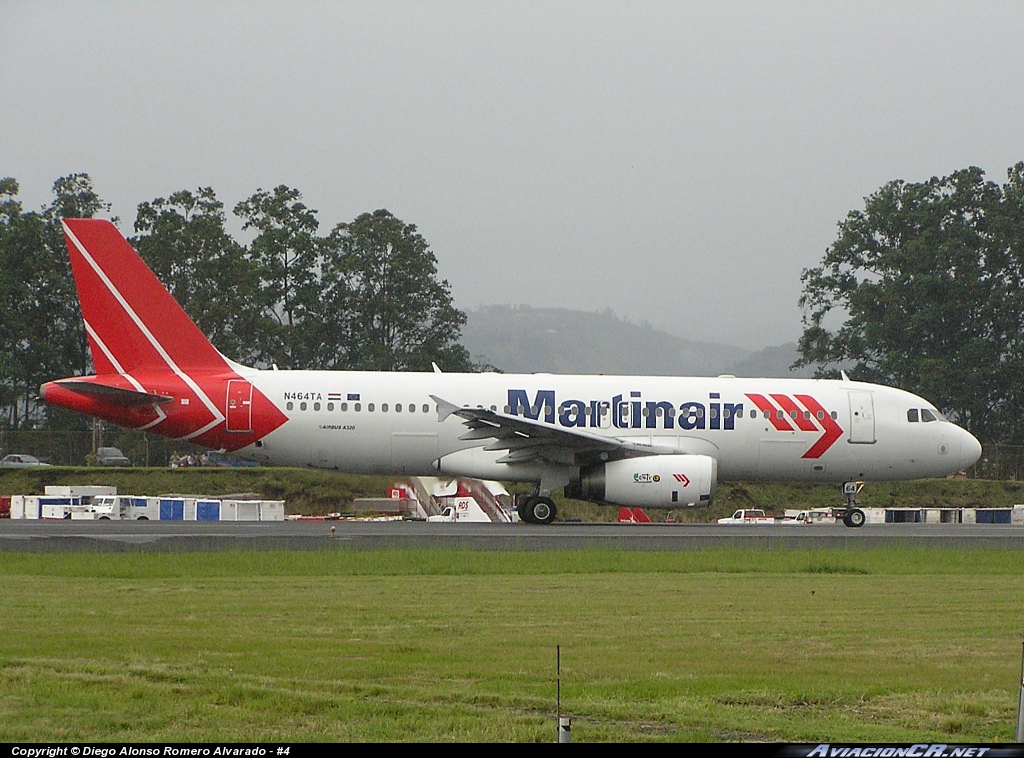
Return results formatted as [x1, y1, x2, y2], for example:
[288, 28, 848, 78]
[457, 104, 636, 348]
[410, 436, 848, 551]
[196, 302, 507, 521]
[2, 519, 1023, 551]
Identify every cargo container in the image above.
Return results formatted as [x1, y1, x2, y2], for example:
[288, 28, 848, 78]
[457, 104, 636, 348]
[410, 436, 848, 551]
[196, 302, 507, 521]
[11, 495, 80, 519]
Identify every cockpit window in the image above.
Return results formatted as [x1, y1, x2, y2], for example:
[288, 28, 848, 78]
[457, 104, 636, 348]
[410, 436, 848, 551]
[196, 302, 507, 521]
[907, 409, 919, 423]
[921, 408, 937, 422]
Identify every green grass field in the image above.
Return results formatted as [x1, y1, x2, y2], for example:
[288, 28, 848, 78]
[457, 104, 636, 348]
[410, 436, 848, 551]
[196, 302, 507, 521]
[1, 548, 1023, 742]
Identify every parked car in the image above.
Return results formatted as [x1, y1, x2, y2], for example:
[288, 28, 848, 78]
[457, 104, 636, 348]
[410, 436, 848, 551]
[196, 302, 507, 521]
[0, 454, 51, 468]
[95, 447, 131, 466]
[205, 451, 257, 468]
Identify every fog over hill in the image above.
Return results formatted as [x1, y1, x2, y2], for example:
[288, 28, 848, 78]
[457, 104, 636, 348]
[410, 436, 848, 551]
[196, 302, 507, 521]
[461, 306, 817, 378]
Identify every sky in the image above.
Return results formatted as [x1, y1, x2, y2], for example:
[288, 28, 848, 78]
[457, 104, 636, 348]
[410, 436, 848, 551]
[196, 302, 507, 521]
[2, 1, 1023, 350]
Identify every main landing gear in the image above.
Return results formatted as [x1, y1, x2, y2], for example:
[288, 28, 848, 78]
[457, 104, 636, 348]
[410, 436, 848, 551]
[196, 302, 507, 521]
[835, 481, 866, 528]
[518, 495, 557, 525]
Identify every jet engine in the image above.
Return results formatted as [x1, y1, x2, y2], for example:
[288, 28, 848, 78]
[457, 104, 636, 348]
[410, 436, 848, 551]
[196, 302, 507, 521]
[565, 454, 717, 508]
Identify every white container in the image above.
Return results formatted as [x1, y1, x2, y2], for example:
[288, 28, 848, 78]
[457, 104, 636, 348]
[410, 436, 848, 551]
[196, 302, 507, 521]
[260, 501, 285, 521]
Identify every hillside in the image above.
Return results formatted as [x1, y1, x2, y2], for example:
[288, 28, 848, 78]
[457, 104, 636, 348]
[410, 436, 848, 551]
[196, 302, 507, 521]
[461, 305, 814, 377]
[725, 342, 817, 378]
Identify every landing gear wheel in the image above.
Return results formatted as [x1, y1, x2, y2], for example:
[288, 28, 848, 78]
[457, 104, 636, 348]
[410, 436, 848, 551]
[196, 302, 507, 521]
[847, 508, 866, 528]
[517, 497, 535, 524]
[522, 496, 557, 525]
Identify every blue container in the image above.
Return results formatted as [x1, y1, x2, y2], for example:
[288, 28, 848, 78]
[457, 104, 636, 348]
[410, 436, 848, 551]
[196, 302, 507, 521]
[196, 500, 220, 521]
[159, 499, 184, 520]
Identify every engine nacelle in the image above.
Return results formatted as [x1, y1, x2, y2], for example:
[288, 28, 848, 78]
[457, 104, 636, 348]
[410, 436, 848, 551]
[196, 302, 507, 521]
[566, 454, 717, 508]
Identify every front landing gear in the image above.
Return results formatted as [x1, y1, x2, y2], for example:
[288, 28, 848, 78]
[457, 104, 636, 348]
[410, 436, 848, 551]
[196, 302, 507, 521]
[518, 496, 557, 525]
[836, 481, 866, 528]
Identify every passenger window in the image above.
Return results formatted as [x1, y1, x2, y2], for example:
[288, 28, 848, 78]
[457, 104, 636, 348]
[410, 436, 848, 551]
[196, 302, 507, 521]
[816, 411, 824, 420]
[921, 409, 937, 422]
[327, 402, 334, 411]
[831, 411, 838, 420]
[423, 404, 430, 413]
[341, 402, 348, 411]
[300, 402, 307, 411]
[314, 402, 320, 411]
[395, 403, 401, 412]
[286, 401, 293, 411]
[355, 403, 362, 412]
[368, 403, 375, 412]
[907, 409, 919, 423]
[382, 403, 389, 412]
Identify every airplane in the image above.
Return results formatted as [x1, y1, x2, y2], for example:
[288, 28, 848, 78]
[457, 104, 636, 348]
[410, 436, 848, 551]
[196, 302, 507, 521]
[41, 219, 983, 527]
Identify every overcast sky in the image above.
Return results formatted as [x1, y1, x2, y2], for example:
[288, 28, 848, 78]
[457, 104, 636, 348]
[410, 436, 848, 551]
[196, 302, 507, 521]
[3, 1, 1022, 350]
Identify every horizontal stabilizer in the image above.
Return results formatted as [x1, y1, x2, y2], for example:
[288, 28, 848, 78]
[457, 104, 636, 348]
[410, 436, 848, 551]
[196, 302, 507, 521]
[53, 380, 174, 407]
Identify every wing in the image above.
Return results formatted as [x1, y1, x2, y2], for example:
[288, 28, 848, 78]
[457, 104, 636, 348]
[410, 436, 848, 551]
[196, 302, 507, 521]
[431, 395, 680, 468]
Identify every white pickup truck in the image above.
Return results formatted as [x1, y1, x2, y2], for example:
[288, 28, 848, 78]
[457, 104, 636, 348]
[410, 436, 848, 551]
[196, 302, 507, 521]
[717, 508, 775, 525]
[778, 509, 836, 525]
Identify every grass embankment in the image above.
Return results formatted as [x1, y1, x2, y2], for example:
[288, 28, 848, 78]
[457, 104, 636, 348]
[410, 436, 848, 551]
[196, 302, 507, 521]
[0, 548, 1022, 742]
[3, 468, 1023, 521]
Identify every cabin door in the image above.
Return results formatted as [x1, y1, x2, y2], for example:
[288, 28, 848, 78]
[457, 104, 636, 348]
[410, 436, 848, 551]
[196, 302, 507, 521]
[847, 391, 875, 444]
[226, 380, 253, 433]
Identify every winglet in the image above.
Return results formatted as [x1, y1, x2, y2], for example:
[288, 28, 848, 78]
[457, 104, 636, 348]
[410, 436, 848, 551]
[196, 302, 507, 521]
[430, 395, 460, 422]
[840, 370, 851, 382]
[432, 362, 443, 374]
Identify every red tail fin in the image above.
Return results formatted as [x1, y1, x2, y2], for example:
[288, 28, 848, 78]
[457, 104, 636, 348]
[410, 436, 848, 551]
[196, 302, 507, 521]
[43, 219, 287, 451]
[62, 219, 230, 374]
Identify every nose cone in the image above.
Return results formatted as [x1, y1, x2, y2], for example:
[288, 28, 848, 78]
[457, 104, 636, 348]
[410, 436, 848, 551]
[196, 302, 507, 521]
[959, 427, 982, 470]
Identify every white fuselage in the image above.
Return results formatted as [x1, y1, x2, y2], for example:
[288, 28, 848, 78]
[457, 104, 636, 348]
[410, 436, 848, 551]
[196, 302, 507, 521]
[233, 371, 981, 483]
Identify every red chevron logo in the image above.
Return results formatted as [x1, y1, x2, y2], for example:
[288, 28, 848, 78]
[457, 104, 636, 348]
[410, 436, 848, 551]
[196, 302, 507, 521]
[745, 393, 844, 459]
[672, 473, 690, 486]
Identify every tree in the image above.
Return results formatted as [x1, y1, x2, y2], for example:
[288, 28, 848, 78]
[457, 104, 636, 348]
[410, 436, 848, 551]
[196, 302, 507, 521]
[795, 163, 1024, 443]
[0, 174, 107, 429]
[234, 186, 325, 368]
[132, 188, 268, 365]
[328, 209, 473, 372]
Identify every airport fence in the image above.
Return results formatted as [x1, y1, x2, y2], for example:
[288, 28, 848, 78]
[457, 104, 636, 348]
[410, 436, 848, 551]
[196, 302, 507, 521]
[969, 444, 1024, 481]
[0, 428, 206, 468]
